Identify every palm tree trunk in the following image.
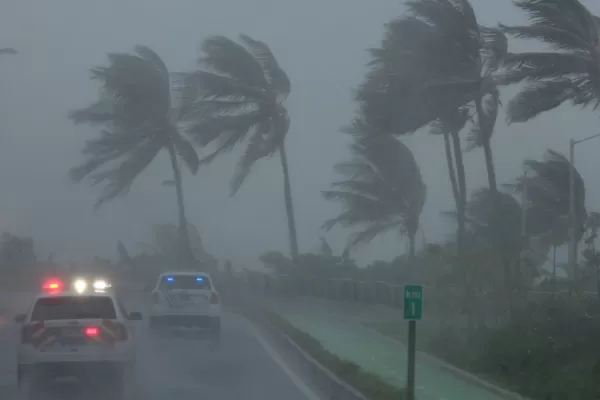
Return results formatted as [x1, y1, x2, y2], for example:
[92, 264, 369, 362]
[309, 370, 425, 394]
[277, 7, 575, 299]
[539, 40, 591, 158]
[482, 139, 497, 192]
[476, 99, 498, 193]
[444, 132, 460, 213]
[477, 100, 515, 319]
[552, 244, 557, 300]
[408, 232, 416, 262]
[278, 142, 299, 264]
[450, 130, 474, 335]
[450, 131, 467, 254]
[167, 143, 195, 269]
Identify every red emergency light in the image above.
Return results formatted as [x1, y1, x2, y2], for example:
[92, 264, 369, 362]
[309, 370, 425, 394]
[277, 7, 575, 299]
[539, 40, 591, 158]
[42, 278, 63, 294]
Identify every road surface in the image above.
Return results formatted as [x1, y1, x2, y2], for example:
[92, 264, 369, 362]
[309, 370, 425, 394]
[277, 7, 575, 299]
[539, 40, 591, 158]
[0, 296, 323, 400]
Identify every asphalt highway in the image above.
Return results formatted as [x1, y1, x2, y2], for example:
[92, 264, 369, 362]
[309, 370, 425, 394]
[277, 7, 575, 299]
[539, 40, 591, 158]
[0, 295, 322, 400]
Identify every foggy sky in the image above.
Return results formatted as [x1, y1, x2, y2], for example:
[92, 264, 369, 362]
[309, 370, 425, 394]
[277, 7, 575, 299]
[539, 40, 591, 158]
[1, 0, 599, 269]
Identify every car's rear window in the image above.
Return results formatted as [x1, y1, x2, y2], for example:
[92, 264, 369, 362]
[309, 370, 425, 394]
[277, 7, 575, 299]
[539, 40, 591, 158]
[31, 296, 117, 321]
[159, 275, 212, 290]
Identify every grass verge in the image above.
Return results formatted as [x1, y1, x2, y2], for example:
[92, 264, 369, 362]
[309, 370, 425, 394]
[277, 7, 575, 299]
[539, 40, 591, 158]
[242, 303, 407, 400]
[363, 320, 525, 398]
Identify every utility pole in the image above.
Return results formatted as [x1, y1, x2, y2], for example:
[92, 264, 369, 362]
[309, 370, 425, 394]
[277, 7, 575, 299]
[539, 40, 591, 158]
[568, 139, 576, 294]
[568, 133, 600, 294]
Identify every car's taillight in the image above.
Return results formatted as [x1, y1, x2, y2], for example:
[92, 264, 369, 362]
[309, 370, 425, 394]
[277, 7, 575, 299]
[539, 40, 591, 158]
[210, 292, 219, 304]
[85, 326, 99, 337]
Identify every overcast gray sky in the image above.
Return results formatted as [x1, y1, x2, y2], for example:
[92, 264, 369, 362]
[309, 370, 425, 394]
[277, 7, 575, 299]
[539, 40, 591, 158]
[1, 0, 599, 269]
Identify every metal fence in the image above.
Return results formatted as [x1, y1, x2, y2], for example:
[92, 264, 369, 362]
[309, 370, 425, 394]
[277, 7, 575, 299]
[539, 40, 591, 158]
[235, 269, 600, 322]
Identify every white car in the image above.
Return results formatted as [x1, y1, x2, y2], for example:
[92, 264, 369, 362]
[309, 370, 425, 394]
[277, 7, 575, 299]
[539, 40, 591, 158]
[15, 278, 141, 400]
[148, 272, 221, 343]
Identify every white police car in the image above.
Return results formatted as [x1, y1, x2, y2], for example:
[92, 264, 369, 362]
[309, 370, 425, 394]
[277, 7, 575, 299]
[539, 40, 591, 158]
[148, 272, 221, 343]
[15, 277, 142, 400]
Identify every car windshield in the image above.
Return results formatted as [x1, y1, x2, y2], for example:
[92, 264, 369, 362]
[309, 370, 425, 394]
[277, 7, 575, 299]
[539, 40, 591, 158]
[159, 275, 211, 290]
[31, 296, 117, 320]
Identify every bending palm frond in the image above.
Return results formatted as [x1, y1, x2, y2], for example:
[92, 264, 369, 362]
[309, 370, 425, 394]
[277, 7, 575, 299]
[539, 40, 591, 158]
[177, 34, 299, 262]
[69, 45, 199, 267]
[177, 34, 290, 195]
[500, 0, 600, 122]
[70, 46, 198, 206]
[506, 149, 587, 243]
[323, 118, 426, 255]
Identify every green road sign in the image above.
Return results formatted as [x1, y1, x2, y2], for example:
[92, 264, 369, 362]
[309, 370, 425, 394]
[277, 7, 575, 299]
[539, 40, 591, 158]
[403, 284, 423, 320]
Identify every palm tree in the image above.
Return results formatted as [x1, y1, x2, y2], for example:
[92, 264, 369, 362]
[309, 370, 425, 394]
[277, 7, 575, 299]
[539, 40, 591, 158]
[356, 0, 508, 252]
[500, 0, 600, 123]
[322, 118, 426, 262]
[510, 151, 587, 290]
[445, 188, 524, 313]
[582, 212, 600, 299]
[69, 46, 199, 268]
[175, 35, 299, 263]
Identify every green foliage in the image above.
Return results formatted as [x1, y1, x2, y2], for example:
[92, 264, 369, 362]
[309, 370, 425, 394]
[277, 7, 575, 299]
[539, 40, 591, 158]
[69, 45, 199, 209]
[471, 299, 600, 399]
[259, 251, 358, 279]
[246, 305, 407, 400]
[323, 119, 426, 252]
[357, 0, 506, 146]
[177, 34, 299, 263]
[507, 149, 587, 246]
[500, 0, 600, 123]
[176, 34, 291, 195]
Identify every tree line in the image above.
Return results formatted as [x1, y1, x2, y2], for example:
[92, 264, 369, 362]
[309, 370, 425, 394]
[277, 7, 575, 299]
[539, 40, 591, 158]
[68, 0, 600, 307]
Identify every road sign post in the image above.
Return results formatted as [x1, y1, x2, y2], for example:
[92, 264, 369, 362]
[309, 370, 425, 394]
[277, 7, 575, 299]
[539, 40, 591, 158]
[403, 284, 422, 400]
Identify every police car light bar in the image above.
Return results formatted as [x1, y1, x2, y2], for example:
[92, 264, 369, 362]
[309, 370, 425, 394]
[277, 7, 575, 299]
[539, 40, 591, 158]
[74, 278, 112, 293]
[92, 279, 110, 291]
[42, 278, 63, 294]
[73, 278, 88, 293]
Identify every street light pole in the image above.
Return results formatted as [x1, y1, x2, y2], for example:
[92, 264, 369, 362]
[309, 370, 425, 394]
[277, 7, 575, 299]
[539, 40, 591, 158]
[568, 138, 575, 293]
[568, 133, 600, 293]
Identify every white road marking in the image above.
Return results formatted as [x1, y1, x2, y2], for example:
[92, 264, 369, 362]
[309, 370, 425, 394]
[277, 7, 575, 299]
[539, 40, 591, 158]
[250, 325, 322, 400]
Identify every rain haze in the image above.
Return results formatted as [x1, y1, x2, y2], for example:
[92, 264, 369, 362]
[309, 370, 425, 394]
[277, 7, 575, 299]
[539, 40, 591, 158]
[0, 0, 599, 267]
[3, 1, 600, 400]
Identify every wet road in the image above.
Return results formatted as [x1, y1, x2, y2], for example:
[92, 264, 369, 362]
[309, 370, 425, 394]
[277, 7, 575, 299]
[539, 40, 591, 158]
[0, 306, 321, 400]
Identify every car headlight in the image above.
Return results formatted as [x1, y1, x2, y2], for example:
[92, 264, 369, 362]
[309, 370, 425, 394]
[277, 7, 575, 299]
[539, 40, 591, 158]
[73, 278, 87, 293]
[93, 280, 109, 291]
